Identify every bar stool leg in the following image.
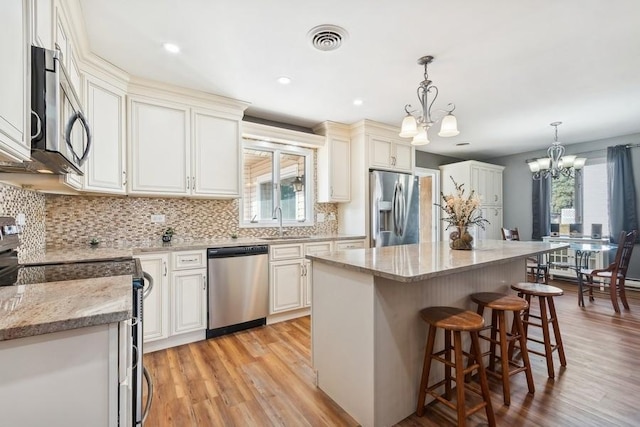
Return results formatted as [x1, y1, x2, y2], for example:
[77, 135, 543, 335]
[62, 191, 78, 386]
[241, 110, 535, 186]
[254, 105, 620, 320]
[470, 331, 496, 427]
[547, 296, 567, 368]
[417, 324, 437, 416]
[489, 309, 498, 372]
[538, 295, 555, 378]
[513, 312, 535, 394]
[445, 329, 452, 399]
[497, 311, 511, 405]
[453, 331, 466, 427]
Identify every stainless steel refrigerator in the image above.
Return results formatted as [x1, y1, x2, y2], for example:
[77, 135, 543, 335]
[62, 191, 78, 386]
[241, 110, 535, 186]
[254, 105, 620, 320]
[370, 170, 420, 247]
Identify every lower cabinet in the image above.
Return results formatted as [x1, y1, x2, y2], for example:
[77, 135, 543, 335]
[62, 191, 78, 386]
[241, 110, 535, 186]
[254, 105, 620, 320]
[170, 268, 207, 335]
[138, 250, 207, 351]
[268, 239, 365, 320]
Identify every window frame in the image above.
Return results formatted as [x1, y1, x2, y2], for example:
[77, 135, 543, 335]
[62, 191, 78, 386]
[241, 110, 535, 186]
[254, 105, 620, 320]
[240, 138, 315, 228]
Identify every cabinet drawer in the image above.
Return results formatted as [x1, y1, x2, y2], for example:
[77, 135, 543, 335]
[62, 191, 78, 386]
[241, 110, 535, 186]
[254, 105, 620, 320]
[270, 244, 304, 261]
[335, 240, 365, 250]
[171, 250, 206, 270]
[305, 241, 333, 255]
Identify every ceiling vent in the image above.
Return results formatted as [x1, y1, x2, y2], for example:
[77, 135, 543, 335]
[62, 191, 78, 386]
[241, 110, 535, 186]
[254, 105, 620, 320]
[307, 25, 348, 52]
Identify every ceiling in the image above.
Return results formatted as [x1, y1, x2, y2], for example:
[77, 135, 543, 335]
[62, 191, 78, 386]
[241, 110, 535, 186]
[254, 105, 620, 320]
[77, 0, 640, 160]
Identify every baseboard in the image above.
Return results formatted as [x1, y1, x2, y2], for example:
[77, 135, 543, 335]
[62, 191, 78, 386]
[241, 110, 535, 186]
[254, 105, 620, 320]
[267, 307, 310, 325]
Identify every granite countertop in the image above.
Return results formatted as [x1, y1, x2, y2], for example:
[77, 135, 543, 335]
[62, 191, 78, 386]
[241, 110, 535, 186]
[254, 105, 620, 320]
[0, 275, 132, 341]
[307, 240, 570, 283]
[38, 234, 366, 255]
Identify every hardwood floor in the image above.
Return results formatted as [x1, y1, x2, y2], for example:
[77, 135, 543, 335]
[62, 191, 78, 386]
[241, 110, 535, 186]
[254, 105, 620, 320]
[144, 282, 640, 426]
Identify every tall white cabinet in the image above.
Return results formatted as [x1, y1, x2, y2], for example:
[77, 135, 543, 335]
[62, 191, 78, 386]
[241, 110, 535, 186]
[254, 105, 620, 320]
[0, 0, 31, 163]
[314, 121, 351, 203]
[439, 160, 505, 241]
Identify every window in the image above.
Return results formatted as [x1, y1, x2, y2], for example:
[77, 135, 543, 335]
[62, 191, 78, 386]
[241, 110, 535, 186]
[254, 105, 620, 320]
[550, 157, 609, 237]
[241, 139, 314, 227]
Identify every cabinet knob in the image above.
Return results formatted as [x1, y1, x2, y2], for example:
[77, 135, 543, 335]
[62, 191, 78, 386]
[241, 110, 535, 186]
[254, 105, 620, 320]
[163, 261, 168, 276]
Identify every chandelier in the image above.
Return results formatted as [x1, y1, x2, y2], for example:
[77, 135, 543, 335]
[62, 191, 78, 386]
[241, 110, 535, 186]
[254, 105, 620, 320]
[527, 121, 586, 180]
[398, 55, 459, 146]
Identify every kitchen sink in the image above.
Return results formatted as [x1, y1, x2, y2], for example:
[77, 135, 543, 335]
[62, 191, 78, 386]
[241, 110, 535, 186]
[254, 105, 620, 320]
[260, 236, 311, 240]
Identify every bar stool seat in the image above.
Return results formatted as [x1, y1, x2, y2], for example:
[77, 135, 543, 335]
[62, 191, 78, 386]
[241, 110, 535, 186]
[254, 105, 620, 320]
[417, 306, 496, 427]
[510, 282, 567, 378]
[470, 292, 535, 406]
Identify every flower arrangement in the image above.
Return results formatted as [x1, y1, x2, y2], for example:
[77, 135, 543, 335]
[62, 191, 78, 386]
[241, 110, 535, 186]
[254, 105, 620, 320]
[437, 177, 489, 249]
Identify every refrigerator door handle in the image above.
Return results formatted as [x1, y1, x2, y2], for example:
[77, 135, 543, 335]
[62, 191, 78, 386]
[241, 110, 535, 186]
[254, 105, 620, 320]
[397, 182, 405, 237]
[392, 182, 399, 235]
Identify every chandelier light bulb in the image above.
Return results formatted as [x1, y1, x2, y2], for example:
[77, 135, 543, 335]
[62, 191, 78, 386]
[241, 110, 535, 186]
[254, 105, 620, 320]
[438, 113, 460, 137]
[411, 128, 430, 145]
[528, 121, 586, 180]
[399, 112, 419, 138]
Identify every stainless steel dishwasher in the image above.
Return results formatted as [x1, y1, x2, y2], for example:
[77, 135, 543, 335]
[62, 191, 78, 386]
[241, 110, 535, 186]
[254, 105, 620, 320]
[206, 245, 269, 338]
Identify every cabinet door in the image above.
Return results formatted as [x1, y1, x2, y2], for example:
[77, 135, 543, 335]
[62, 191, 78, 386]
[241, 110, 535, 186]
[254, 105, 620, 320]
[84, 76, 126, 193]
[54, 10, 68, 65]
[393, 142, 413, 172]
[129, 98, 189, 195]
[490, 169, 503, 205]
[138, 253, 170, 343]
[269, 260, 304, 313]
[329, 136, 351, 201]
[303, 259, 312, 308]
[32, 0, 53, 49]
[369, 136, 392, 169]
[479, 207, 502, 240]
[171, 269, 207, 335]
[0, 0, 31, 162]
[191, 110, 240, 197]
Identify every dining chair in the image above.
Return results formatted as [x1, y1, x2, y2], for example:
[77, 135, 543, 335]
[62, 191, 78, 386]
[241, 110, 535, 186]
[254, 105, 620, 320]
[578, 230, 637, 313]
[501, 227, 550, 284]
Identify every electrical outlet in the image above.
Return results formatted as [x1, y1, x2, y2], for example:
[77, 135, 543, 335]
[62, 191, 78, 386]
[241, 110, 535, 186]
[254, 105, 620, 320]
[317, 213, 325, 222]
[151, 214, 166, 223]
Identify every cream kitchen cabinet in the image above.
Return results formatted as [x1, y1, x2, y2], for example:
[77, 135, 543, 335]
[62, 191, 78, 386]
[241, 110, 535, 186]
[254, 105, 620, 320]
[334, 239, 366, 250]
[170, 269, 207, 335]
[138, 252, 170, 343]
[303, 241, 333, 308]
[129, 95, 242, 198]
[83, 74, 127, 194]
[32, 0, 54, 50]
[191, 108, 241, 197]
[54, 4, 81, 95]
[315, 122, 351, 202]
[0, 0, 31, 163]
[128, 96, 190, 195]
[140, 250, 207, 352]
[369, 135, 413, 173]
[270, 259, 305, 313]
[440, 160, 505, 240]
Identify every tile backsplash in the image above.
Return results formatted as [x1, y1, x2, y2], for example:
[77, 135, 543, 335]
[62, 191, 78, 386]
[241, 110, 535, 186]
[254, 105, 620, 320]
[0, 184, 46, 257]
[45, 195, 338, 247]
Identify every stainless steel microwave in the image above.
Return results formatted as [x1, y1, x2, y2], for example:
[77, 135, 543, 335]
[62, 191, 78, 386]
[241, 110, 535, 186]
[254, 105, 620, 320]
[30, 46, 91, 175]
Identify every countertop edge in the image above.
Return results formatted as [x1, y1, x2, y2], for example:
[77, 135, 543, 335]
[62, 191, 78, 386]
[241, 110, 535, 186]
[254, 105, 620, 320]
[0, 309, 131, 341]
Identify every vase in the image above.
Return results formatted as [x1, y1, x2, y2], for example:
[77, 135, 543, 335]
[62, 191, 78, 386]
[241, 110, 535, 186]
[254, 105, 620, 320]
[449, 225, 474, 250]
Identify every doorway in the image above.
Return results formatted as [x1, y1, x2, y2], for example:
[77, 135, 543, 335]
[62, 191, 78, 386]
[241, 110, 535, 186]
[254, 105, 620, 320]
[415, 167, 441, 242]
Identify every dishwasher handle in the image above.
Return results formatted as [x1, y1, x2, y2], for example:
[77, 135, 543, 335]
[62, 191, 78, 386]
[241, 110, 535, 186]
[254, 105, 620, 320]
[208, 245, 268, 258]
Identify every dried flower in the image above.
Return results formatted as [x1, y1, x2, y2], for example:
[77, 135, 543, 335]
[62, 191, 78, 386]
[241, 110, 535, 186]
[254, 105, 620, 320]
[436, 176, 490, 230]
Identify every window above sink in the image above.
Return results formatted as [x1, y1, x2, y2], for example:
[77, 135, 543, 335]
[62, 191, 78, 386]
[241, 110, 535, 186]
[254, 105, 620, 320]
[240, 138, 314, 229]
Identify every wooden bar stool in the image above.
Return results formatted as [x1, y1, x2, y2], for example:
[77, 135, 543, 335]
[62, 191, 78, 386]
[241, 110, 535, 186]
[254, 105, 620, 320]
[510, 282, 567, 378]
[469, 292, 535, 405]
[416, 306, 496, 427]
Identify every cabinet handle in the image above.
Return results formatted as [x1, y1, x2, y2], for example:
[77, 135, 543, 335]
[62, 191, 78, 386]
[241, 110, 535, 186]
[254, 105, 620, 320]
[122, 170, 127, 186]
[330, 187, 334, 197]
[494, 195, 498, 202]
[163, 261, 168, 277]
[181, 257, 199, 263]
[202, 274, 207, 290]
[186, 176, 190, 190]
[391, 156, 396, 166]
[192, 176, 195, 189]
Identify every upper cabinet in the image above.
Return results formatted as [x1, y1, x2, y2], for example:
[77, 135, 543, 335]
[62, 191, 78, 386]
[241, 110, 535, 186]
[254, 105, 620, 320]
[0, 0, 31, 163]
[191, 109, 241, 197]
[128, 96, 190, 196]
[84, 73, 127, 194]
[32, 0, 53, 50]
[128, 87, 247, 198]
[439, 160, 505, 240]
[314, 122, 351, 203]
[369, 135, 413, 173]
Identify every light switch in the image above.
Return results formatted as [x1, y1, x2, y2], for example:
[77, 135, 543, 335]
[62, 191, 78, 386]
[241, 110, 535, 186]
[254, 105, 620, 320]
[151, 214, 166, 223]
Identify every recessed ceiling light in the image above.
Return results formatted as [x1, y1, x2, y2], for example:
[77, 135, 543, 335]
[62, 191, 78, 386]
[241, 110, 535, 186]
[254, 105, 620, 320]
[277, 76, 291, 85]
[163, 43, 180, 54]
[455, 142, 470, 147]
[353, 99, 363, 106]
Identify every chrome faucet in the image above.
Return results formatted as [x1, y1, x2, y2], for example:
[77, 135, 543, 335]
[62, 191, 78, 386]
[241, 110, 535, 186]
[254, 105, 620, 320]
[272, 206, 283, 237]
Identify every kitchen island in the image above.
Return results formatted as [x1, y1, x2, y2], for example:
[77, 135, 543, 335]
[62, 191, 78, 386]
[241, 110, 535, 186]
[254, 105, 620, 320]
[307, 239, 568, 427]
